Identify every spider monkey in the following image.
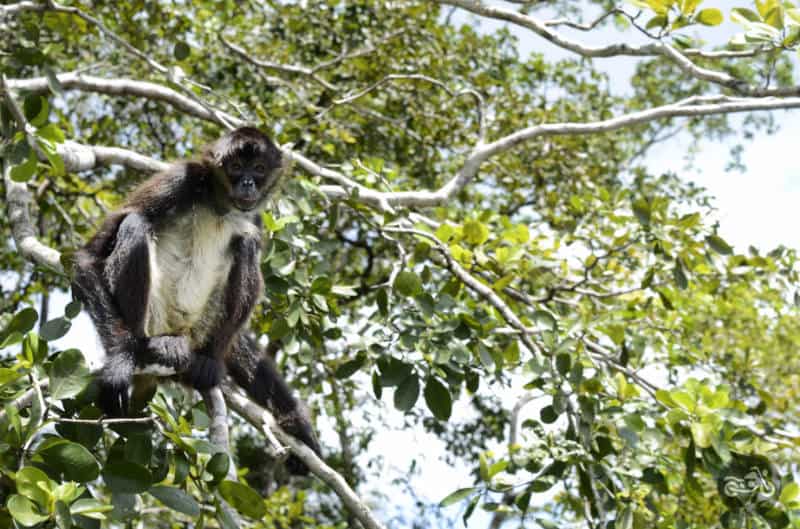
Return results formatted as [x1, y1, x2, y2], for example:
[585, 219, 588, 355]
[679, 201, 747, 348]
[72, 127, 320, 473]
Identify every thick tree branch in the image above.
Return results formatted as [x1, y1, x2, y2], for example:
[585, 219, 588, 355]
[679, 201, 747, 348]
[2, 76, 65, 273]
[8, 71, 799, 211]
[6, 73, 239, 126]
[0, 1, 45, 15]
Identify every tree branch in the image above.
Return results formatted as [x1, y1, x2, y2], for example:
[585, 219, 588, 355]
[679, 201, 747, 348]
[9, 71, 800, 212]
[6, 73, 239, 126]
[435, 0, 784, 93]
[224, 386, 388, 529]
[219, 35, 338, 91]
[0, 1, 45, 15]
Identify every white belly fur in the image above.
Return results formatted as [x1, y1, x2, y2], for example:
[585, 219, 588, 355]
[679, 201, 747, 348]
[144, 207, 258, 347]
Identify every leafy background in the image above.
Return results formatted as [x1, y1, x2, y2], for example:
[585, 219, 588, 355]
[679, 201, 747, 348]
[2, 0, 800, 528]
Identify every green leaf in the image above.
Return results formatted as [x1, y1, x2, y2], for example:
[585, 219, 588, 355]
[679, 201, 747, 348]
[394, 374, 420, 412]
[149, 486, 201, 517]
[780, 482, 800, 504]
[44, 66, 65, 97]
[23, 95, 49, 127]
[424, 377, 452, 420]
[690, 421, 712, 448]
[0, 368, 22, 387]
[394, 271, 422, 297]
[672, 260, 688, 290]
[632, 198, 651, 226]
[102, 461, 152, 494]
[217, 480, 267, 519]
[462, 220, 489, 245]
[206, 453, 230, 483]
[646, 15, 667, 30]
[310, 276, 332, 295]
[7, 495, 49, 526]
[706, 235, 733, 255]
[765, 5, 785, 29]
[488, 460, 508, 479]
[439, 487, 475, 507]
[533, 310, 557, 332]
[731, 7, 761, 24]
[16, 466, 52, 507]
[124, 434, 152, 467]
[679, 0, 701, 15]
[670, 390, 695, 410]
[36, 123, 64, 144]
[48, 349, 91, 399]
[69, 498, 113, 519]
[10, 150, 37, 182]
[478, 452, 489, 481]
[36, 440, 100, 482]
[540, 405, 558, 424]
[555, 353, 571, 376]
[697, 8, 723, 25]
[64, 301, 82, 319]
[40, 317, 71, 341]
[463, 495, 479, 525]
[335, 354, 366, 379]
[54, 500, 72, 529]
[263, 276, 290, 294]
[173, 41, 191, 60]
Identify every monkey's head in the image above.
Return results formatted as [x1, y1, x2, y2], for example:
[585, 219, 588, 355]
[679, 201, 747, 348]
[205, 127, 284, 212]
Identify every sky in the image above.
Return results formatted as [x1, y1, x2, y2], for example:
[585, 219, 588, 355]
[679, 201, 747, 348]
[11, 1, 800, 528]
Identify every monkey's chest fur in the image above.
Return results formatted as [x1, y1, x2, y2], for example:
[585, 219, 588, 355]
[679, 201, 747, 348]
[144, 208, 259, 347]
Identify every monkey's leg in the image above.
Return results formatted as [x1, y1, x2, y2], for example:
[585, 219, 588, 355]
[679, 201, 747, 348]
[73, 213, 189, 415]
[226, 335, 321, 475]
[187, 235, 262, 390]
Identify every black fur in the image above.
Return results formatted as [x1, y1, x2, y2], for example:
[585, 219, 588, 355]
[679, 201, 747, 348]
[72, 127, 321, 473]
[226, 335, 321, 474]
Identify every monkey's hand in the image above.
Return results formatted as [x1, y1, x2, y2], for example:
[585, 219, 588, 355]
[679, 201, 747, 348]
[98, 353, 134, 417]
[278, 407, 322, 476]
[185, 352, 225, 391]
[137, 335, 191, 374]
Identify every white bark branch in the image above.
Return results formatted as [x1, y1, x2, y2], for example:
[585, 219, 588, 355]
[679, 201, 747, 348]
[476, 95, 800, 161]
[202, 388, 238, 480]
[435, 0, 664, 58]
[435, 0, 770, 60]
[6, 73, 242, 127]
[0, 1, 44, 15]
[224, 387, 388, 529]
[9, 75, 798, 212]
[435, 0, 784, 92]
[2, 75, 65, 273]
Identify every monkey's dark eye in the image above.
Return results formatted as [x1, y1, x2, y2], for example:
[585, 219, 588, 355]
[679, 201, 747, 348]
[231, 161, 242, 171]
[254, 163, 265, 172]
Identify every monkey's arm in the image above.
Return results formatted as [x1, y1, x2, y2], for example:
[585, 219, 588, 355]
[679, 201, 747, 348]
[186, 234, 263, 390]
[226, 335, 321, 474]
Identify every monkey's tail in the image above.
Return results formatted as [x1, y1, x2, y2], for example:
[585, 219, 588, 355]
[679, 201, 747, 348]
[225, 335, 321, 474]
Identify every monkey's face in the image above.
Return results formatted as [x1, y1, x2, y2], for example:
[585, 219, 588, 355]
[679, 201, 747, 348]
[222, 150, 282, 212]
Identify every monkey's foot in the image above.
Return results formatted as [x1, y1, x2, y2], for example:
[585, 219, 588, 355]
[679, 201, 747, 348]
[98, 355, 134, 416]
[186, 354, 224, 390]
[137, 335, 191, 375]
